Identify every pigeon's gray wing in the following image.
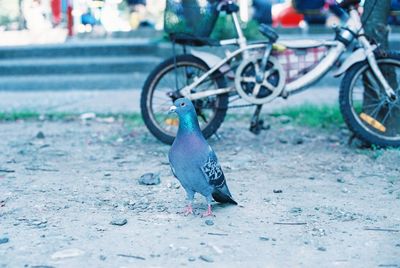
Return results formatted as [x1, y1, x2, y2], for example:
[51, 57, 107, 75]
[201, 150, 237, 205]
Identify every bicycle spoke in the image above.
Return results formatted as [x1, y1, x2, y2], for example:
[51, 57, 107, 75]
[252, 83, 261, 96]
[369, 100, 386, 118]
[262, 80, 275, 91]
[381, 106, 393, 126]
[241, 76, 256, 83]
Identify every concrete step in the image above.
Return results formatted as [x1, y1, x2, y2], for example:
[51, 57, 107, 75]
[0, 39, 172, 59]
[0, 73, 147, 91]
[0, 56, 163, 76]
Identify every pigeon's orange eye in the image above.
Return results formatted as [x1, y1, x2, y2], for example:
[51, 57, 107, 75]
[180, 102, 186, 107]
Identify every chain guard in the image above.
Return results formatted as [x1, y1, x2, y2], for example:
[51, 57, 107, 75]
[234, 56, 285, 105]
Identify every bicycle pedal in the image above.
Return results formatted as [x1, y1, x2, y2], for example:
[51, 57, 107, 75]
[249, 120, 269, 135]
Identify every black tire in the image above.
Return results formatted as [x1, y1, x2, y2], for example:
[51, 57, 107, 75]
[141, 54, 228, 145]
[339, 51, 400, 147]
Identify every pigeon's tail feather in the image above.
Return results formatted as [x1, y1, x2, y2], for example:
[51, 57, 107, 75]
[212, 189, 238, 205]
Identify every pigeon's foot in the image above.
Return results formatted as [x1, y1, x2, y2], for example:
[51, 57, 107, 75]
[201, 205, 214, 217]
[183, 204, 194, 216]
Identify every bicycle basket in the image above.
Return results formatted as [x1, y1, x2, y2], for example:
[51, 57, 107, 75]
[164, 0, 219, 38]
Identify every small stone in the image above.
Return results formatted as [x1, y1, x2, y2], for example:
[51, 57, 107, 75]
[317, 246, 327, 251]
[110, 218, 128, 226]
[199, 255, 214, 263]
[259, 236, 269, 241]
[279, 115, 292, 124]
[51, 248, 85, 260]
[273, 189, 283, 194]
[290, 207, 302, 214]
[0, 237, 9, 244]
[395, 244, 400, 247]
[341, 188, 349, 193]
[138, 173, 161, 185]
[328, 135, 340, 143]
[308, 176, 315, 180]
[292, 137, 304, 145]
[36, 131, 45, 139]
[188, 257, 196, 262]
[80, 113, 96, 121]
[99, 255, 107, 261]
[337, 178, 345, 183]
[205, 220, 214, 226]
[278, 138, 288, 144]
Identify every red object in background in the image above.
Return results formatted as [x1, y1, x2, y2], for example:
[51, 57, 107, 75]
[273, 5, 304, 27]
[51, 0, 62, 25]
[67, 3, 73, 36]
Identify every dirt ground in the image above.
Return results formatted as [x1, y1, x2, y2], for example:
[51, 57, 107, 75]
[0, 117, 399, 267]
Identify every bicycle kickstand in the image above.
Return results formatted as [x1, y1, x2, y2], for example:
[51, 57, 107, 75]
[249, 105, 270, 135]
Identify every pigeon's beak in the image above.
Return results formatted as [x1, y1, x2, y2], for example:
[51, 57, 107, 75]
[168, 105, 177, 114]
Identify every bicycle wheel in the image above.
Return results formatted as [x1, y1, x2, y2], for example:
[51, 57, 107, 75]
[141, 54, 228, 145]
[339, 51, 400, 147]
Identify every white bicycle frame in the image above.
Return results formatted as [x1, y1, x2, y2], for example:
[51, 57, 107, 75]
[179, 6, 396, 102]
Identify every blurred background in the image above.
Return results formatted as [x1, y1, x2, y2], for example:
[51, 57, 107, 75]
[0, 0, 399, 45]
[0, 0, 399, 109]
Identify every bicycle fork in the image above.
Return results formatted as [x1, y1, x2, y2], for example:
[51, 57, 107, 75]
[359, 36, 397, 102]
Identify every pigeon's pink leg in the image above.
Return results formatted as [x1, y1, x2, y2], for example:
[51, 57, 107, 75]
[183, 203, 194, 216]
[202, 204, 213, 217]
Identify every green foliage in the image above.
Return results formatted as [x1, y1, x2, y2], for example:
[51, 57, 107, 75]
[0, 111, 144, 125]
[270, 104, 344, 128]
[0, 110, 44, 121]
[210, 15, 265, 41]
[0, 104, 344, 129]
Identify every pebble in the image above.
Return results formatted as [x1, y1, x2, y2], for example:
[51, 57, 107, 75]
[51, 248, 85, 260]
[110, 218, 128, 226]
[99, 255, 107, 261]
[205, 220, 214, 226]
[278, 138, 288, 144]
[36, 131, 45, 139]
[188, 257, 196, 262]
[199, 255, 214, 263]
[0, 237, 9, 244]
[138, 173, 161, 185]
[308, 176, 316, 180]
[292, 137, 304, 145]
[341, 188, 349, 193]
[290, 207, 302, 214]
[80, 113, 96, 120]
[337, 178, 345, 183]
[328, 135, 340, 143]
[273, 189, 283, 194]
[279, 115, 292, 124]
[259, 236, 269, 241]
[317, 246, 327, 252]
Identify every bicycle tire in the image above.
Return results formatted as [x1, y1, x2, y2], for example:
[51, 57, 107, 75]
[141, 54, 228, 145]
[339, 51, 400, 147]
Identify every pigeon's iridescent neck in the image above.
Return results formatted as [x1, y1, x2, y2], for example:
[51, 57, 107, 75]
[178, 112, 201, 135]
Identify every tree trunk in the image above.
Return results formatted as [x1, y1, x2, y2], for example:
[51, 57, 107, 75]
[361, 0, 400, 133]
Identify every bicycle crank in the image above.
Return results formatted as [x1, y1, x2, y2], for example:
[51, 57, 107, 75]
[235, 56, 285, 105]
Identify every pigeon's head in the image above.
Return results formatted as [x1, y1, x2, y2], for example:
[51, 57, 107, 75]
[169, 98, 195, 116]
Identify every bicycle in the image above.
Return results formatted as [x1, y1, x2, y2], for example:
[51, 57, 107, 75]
[141, 0, 400, 147]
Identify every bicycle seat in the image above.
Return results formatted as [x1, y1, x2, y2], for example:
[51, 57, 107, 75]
[218, 2, 239, 14]
[169, 33, 220, 47]
[258, 24, 279, 43]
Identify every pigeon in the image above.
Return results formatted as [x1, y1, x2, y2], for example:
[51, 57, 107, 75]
[168, 98, 237, 217]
